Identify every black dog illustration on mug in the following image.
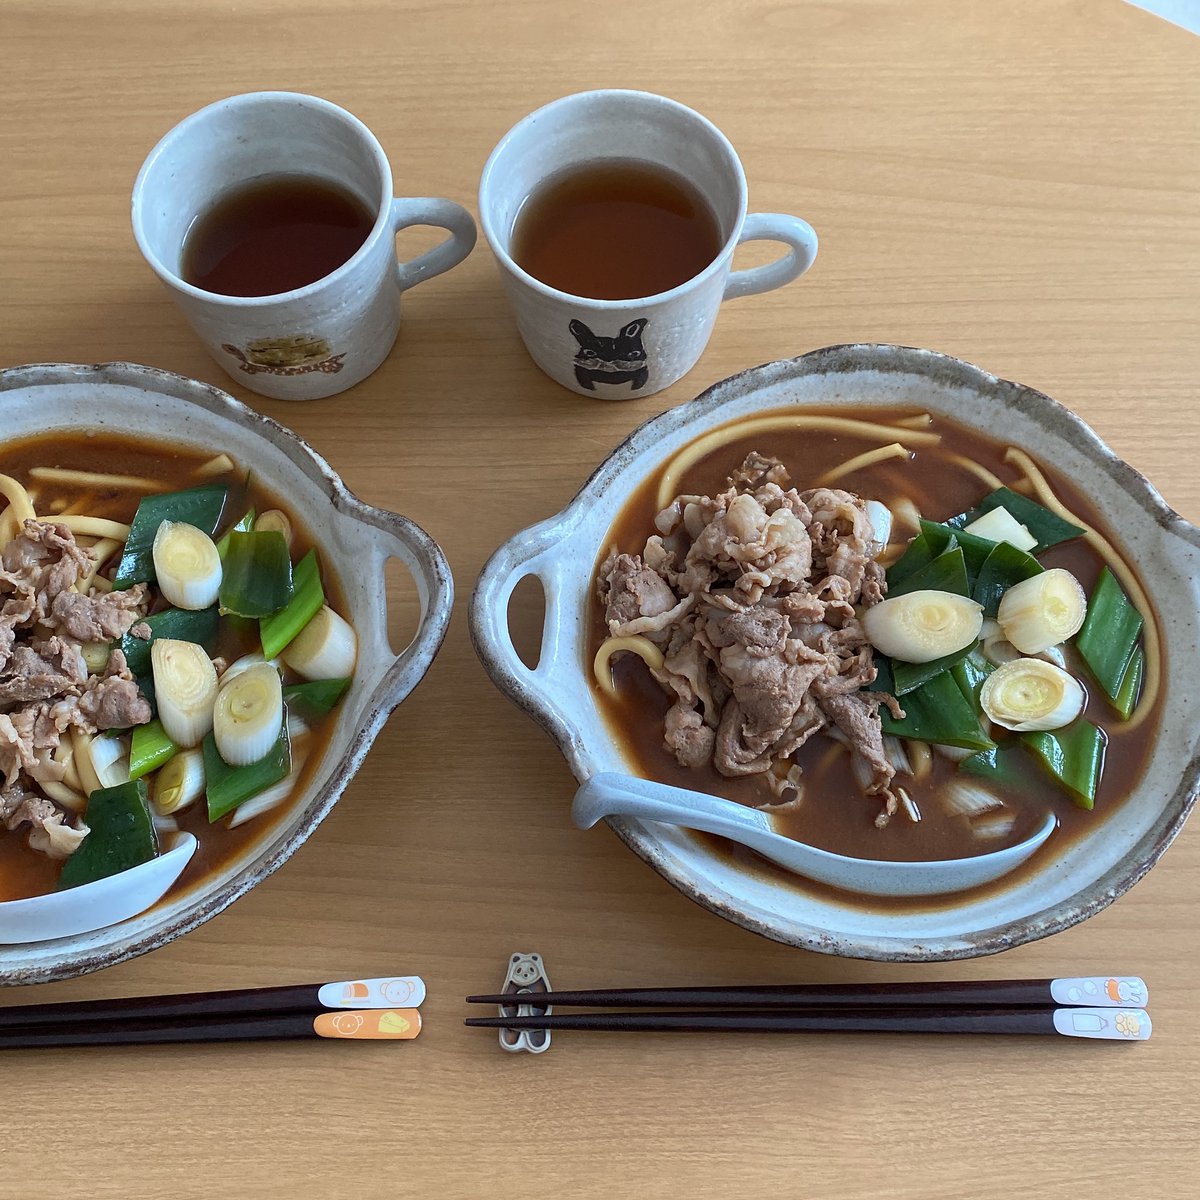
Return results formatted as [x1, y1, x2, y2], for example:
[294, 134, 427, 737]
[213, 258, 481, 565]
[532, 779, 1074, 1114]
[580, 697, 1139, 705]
[570, 318, 650, 391]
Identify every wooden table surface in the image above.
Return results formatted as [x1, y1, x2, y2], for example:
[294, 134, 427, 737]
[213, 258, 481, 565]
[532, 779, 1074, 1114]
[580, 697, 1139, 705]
[2, 1, 1198, 1196]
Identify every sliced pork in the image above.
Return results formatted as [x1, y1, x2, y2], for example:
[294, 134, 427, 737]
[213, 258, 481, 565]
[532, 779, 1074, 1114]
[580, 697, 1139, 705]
[597, 452, 905, 825]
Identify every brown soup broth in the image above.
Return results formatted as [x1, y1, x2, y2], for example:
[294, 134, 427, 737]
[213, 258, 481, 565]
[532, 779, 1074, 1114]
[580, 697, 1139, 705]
[588, 408, 1160, 874]
[0, 433, 346, 903]
[182, 174, 375, 298]
[512, 159, 723, 301]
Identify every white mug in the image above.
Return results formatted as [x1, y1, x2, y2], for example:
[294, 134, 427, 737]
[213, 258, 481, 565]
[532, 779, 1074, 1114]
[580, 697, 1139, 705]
[479, 89, 818, 399]
[132, 92, 477, 400]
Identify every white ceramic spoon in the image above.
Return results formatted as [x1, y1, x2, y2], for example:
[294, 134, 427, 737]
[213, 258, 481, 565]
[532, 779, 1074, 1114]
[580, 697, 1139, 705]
[572, 773, 1057, 898]
[0, 832, 197, 945]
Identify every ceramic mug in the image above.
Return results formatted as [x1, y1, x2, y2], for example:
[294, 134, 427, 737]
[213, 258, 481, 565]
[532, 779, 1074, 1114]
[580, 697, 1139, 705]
[479, 89, 818, 399]
[132, 91, 477, 400]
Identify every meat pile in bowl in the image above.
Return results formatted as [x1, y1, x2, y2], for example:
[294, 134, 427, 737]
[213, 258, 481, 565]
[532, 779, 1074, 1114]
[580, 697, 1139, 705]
[597, 452, 905, 826]
[1, 520, 151, 855]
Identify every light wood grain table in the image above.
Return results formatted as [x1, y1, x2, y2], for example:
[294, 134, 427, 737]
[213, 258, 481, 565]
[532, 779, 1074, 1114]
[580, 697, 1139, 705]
[2, 2, 1198, 1197]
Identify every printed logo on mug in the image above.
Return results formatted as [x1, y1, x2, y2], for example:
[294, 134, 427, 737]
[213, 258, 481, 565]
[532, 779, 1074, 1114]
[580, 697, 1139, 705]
[479, 89, 818, 399]
[132, 91, 477, 400]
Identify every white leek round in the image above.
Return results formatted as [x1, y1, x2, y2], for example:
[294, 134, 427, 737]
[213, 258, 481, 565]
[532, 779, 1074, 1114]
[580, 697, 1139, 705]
[152, 748, 205, 815]
[254, 509, 294, 550]
[963, 506, 1037, 552]
[980, 658, 1085, 732]
[151, 638, 218, 748]
[214, 663, 283, 766]
[152, 520, 222, 610]
[280, 605, 357, 680]
[997, 568, 1086, 654]
[861, 589, 983, 663]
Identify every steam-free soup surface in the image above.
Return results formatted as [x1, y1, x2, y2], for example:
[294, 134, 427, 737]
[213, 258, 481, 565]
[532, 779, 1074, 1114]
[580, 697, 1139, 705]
[0, 433, 341, 903]
[590, 408, 1158, 866]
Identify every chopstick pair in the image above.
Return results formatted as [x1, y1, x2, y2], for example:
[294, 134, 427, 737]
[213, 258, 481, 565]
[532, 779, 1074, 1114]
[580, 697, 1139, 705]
[0, 974, 425, 1049]
[465, 975, 1152, 1041]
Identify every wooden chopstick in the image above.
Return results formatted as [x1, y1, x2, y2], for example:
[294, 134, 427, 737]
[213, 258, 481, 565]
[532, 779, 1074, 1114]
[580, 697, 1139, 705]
[465, 1007, 1152, 1040]
[0, 1008, 422, 1050]
[466, 975, 1147, 1011]
[0, 974, 425, 1030]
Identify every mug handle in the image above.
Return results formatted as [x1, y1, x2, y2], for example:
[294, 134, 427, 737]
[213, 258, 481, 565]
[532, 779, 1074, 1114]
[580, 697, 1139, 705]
[722, 213, 819, 301]
[390, 198, 478, 293]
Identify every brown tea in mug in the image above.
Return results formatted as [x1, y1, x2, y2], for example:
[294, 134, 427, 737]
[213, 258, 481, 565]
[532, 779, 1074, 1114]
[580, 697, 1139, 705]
[512, 159, 722, 300]
[182, 175, 375, 297]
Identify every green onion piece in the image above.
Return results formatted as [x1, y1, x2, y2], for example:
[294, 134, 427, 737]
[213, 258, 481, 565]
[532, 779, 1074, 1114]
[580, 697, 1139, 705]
[1076, 567, 1144, 705]
[887, 546, 970, 599]
[282, 677, 351, 718]
[890, 643, 978, 696]
[972, 541, 1044, 617]
[260, 549, 324, 659]
[885, 532, 937, 589]
[204, 721, 291, 822]
[875, 662, 995, 751]
[119, 606, 219, 678]
[919, 520, 994, 588]
[112, 485, 228, 590]
[1023, 720, 1107, 810]
[218, 530, 293, 618]
[959, 744, 1026, 787]
[56, 780, 158, 890]
[950, 648, 995, 708]
[945, 487, 1084, 553]
[216, 508, 256, 560]
[129, 719, 177, 781]
[1113, 645, 1145, 720]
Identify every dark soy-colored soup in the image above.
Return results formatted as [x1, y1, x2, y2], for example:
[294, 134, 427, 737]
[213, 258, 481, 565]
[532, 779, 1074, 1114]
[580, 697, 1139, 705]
[589, 408, 1161, 876]
[0, 433, 344, 904]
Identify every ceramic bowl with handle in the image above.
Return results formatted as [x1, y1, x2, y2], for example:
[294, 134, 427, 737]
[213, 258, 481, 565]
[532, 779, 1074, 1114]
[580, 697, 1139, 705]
[470, 344, 1200, 961]
[0, 362, 453, 984]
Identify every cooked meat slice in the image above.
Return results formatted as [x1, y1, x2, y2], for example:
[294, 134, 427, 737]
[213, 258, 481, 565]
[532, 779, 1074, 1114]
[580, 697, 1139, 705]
[861, 558, 886, 607]
[28, 811, 89, 859]
[77, 675, 151, 731]
[1, 780, 85, 859]
[819, 692, 904, 825]
[602, 553, 677, 625]
[1, 783, 57, 832]
[728, 451, 790, 491]
[0, 644, 79, 709]
[657, 625, 720, 726]
[663, 703, 717, 768]
[129, 621, 152, 641]
[0, 712, 39, 785]
[48, 584, 148, 642]
[601, 450, 897, 821]
[0, 520, 92, 624]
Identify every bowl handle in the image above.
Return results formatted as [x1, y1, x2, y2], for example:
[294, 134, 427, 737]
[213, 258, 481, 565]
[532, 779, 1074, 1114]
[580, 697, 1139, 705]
[469, 517, 580, 751]
[346, 501, 455, 719]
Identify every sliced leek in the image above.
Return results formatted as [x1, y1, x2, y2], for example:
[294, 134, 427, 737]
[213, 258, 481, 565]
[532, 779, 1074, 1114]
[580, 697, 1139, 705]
[997, 568, 1086, 654]
[254, 509, 293, 549]
[152, 748, 206, 815]
[980, 658, 1085, 732]
[214, 663, 284, 767]
[280, 604, 357, 680]
[150, 638, 218, 748]
[862, 589, 983, 663]
[152, 520, 222, 611]
[963, 506, 1037, 552]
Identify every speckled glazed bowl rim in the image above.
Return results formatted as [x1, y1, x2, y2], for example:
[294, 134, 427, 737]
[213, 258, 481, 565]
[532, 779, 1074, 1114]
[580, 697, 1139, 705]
[470, 343, 1200, 961]
[0, 362, 454, 984]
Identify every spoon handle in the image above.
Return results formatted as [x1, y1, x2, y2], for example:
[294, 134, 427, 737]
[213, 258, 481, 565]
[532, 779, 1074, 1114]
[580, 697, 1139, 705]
[572, 772, 774, 844]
